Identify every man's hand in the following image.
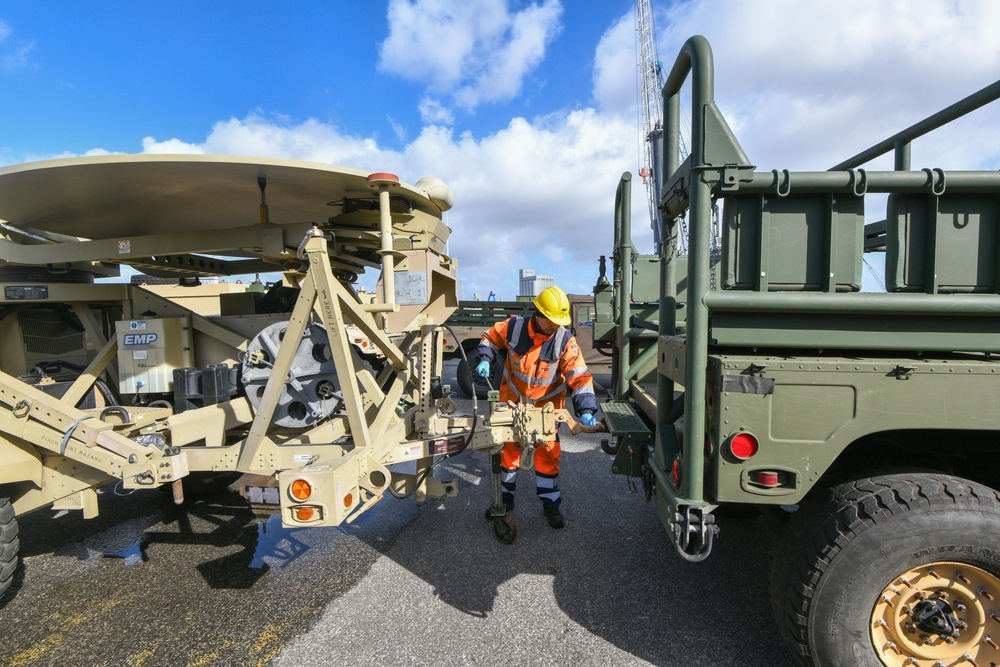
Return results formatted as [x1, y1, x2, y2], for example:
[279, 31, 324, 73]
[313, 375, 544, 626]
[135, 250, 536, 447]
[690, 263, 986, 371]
[475, 360, 491, 378]
[580, 412, 597, 427]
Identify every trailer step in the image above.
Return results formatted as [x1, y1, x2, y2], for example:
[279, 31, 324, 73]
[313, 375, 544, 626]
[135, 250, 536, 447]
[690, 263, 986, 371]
[599, 400, 652, 477]
[600, 400, 652, 441]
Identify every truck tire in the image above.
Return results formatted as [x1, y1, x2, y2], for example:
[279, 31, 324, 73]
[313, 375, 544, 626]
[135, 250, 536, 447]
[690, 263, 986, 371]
[456, 353, 503, 400]
[769, 472, 1000, 667]
[0, 497, 18, 601]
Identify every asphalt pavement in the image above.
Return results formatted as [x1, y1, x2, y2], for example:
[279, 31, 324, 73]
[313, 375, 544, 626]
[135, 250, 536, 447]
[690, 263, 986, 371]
[0, 362, 794, 667]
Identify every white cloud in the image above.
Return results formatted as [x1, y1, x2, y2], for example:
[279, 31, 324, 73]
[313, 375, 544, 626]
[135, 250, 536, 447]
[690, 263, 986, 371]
[592, 12, 635, 114]
[405, 110, 642, 297]
[452, 0, 563, 108]
[29, 1, 1000, 299]
[141, 137, 203, 154]
[137, 106, 641, 299]
[387, 116, 408, 144]
[2, 40, 32, 71]
[379, 0, 563, 117]
[655, 0, 1000, 170]
[0, 20, 33, 73]
[143, 113, 389, 168]
[418, 97, 455, 125]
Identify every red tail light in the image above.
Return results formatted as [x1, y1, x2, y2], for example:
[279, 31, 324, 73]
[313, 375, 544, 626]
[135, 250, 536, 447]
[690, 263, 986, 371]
[728, 433, 759, 460]
[750, 471, 781, 488]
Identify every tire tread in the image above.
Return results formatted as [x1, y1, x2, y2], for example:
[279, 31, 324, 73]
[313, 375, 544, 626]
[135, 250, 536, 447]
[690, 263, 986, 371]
[0, 497, 18, 600]
[769, 472, 1000, 666]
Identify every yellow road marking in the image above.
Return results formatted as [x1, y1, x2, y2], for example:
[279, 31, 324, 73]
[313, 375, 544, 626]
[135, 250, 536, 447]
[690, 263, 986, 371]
[127, 648, 155, 667]
[186, 652, 218, 667]
[249, 622, 289, 655]
[7, 633, 64, 667]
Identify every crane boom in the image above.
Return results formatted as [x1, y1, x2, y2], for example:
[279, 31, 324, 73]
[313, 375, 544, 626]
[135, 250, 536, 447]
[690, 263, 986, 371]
[636, 0, 664, 249]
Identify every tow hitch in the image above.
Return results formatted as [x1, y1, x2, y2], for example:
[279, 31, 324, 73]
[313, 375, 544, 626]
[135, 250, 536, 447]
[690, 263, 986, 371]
[669, 505, 718, 562]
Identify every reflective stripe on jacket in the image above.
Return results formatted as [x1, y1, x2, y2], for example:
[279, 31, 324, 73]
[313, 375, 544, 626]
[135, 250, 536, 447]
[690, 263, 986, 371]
[477, 316, 597, 416]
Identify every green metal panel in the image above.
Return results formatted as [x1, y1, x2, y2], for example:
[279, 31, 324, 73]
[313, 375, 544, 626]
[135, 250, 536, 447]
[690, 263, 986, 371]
[709, 310, 1000, 352]
[631, 254, 663, 303]
[592, 282, 615, 346]
[885, 193, 999, 293]
[705, 291, 1000, 352]
[721, 193, 863, 291]
[706, 352, 1000, 505]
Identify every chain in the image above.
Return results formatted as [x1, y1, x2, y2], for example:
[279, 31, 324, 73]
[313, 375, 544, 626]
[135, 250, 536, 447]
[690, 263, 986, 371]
[710, 200, 722, 255]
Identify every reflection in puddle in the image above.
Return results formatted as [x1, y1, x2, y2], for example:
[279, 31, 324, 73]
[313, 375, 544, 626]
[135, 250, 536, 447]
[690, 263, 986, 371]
[250, 514, 309, 569]
[108, 538, 146, 565]
[100, 512, 309, 574]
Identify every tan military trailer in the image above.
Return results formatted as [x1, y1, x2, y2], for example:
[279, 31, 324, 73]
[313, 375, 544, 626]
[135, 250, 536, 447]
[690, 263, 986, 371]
[0, 155, 600, 600]
[597, 35, 1000, 667]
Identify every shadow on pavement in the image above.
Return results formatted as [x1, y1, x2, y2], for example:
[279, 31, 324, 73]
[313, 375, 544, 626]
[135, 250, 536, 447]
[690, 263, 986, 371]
[346, 441, 793, 666]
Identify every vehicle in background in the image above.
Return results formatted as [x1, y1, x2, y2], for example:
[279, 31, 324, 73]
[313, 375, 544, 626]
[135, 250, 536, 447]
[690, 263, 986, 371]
[445, 295, 611, 399]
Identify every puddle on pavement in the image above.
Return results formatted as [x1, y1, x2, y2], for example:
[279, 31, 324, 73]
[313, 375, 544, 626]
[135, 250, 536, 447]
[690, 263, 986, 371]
[101, 512, 311, 571]
[250, 514, 308, 569]
[107, 538, 146, 565]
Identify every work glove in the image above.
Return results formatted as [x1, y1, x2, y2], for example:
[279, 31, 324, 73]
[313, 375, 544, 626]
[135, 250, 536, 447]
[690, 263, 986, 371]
[580, 412, 597, 427]
[475, 360, 491, 378]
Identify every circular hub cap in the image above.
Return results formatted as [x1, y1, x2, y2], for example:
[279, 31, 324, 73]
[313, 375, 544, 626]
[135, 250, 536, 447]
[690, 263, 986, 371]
[872, 561, 1000, 666]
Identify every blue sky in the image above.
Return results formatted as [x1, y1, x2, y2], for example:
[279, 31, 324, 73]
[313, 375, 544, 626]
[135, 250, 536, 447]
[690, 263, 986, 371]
[2, 1, 999, 297]
[1, 2, 623, 159]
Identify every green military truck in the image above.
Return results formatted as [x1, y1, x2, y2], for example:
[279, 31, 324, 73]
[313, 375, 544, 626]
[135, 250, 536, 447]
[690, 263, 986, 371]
[442, 299, 532, 399]
[597, 35, 1000, 667]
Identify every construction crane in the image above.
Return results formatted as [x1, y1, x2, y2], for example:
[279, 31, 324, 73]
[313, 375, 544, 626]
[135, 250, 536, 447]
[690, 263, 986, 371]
[635, 0, 666, 251]
[636, 0, 695, 254]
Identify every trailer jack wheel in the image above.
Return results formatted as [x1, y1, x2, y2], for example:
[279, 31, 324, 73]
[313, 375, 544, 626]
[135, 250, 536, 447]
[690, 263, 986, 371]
[641, 465, 654, 502]
[493, 516, 517, 544]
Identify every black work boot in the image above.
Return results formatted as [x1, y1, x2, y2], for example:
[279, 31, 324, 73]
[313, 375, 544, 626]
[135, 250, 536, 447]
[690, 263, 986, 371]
[543, 507, 565, 529]
[484, 500, 513, 520]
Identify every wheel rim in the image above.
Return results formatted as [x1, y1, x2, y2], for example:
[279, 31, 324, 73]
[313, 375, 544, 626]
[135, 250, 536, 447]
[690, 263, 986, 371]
[872, 561, 1000, 666]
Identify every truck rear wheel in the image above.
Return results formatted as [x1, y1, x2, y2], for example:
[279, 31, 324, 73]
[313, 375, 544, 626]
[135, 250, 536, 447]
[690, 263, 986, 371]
[456, 353, 503, 400]
[770, 472, 1000, 667]
[0, 497, 18, 601]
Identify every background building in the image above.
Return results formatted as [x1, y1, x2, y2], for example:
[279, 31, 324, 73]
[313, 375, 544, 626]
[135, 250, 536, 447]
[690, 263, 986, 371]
[519, 268, 554, 297]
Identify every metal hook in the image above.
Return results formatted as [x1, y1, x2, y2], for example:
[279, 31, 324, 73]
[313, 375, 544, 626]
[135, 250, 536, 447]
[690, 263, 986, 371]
[773, 169, 792, 197]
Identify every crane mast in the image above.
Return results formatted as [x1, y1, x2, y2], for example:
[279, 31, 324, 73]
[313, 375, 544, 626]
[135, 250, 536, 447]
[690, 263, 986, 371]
[636, 1, 701, 255]
[636, 0, 665, 250]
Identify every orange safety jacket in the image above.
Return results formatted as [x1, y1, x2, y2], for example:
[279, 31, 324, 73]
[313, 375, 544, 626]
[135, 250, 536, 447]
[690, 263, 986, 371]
[477, 316, 597, 417]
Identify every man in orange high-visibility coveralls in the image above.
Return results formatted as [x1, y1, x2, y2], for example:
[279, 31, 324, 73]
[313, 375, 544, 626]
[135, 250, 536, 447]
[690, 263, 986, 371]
[475, 286, 598, 529]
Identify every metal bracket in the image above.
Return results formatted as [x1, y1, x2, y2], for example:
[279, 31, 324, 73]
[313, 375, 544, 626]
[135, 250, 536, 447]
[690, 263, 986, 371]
[891, 365, 916, 380]
[720, 165, 754, 191]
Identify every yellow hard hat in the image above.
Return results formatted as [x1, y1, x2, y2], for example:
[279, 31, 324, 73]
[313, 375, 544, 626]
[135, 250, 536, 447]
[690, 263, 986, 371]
[533, 286, 571, 326]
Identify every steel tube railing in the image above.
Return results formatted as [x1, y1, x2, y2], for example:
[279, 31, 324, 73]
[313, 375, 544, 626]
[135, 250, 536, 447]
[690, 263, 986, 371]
[830, 79, 1000, 171]
[661, 34, 715, 503]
